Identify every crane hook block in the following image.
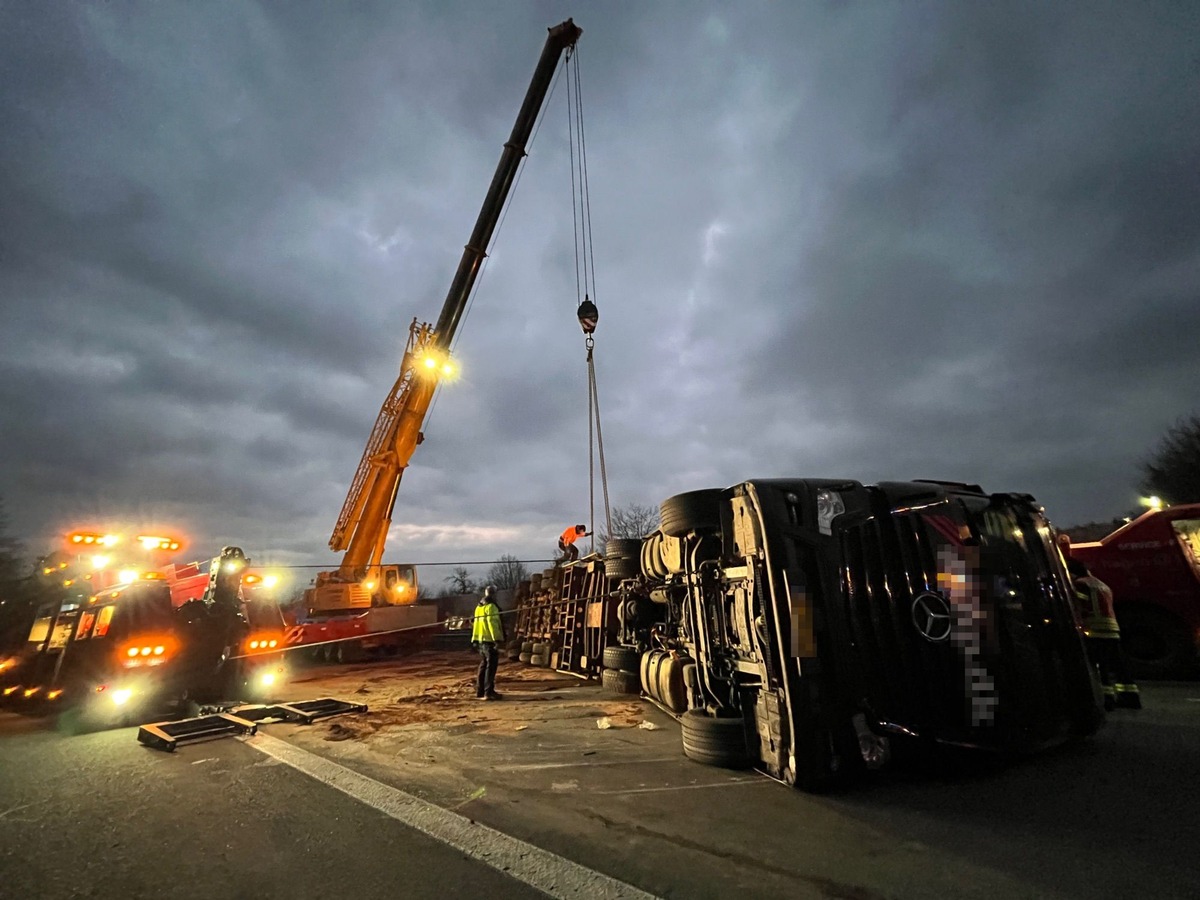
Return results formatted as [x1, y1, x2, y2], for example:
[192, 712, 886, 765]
[577, 297, 598, 334]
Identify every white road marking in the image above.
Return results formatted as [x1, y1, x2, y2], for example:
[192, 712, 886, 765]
[494, 756, 682, 771]
[249, 732, 660, 900]
[592, 778, 767, 796]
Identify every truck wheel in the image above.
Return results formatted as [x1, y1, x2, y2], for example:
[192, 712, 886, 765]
[605, 539, 642, 581]
[518, 652, 532, 664]
[680, 709, 750, 768]
[521, 640, 534, 654]
[602, 644, 640, 672]
[529, 652, 549, 667]
[1119, 606, 1192, 678]
[660, 489, 723, 538]
[601, 667, 641, 695]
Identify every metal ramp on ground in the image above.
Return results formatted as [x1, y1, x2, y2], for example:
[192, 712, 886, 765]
[137, 697, 367, 751]
[137, 712, 257, 752]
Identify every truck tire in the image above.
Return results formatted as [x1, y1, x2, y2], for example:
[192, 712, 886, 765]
[521, 641, 534, 654]
[605, 539, 641, 581]
[519, 651, 532, 664]
[1118, 606, 1193, 678]
[680, 709, 750, 768]
[601, 667, 641, 695]
[602, 644, 640, 672]
[530, 652, 549, 667]
[531, 642, 550, 656]
[660, 489, 723, 538]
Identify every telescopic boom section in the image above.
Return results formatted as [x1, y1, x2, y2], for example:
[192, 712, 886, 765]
[328, 19, 582, 581]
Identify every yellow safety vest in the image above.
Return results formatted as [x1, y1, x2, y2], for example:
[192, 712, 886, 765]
[472, 600, 504, 643]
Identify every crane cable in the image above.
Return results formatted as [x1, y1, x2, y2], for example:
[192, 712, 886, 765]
[566, 46, 612, 551]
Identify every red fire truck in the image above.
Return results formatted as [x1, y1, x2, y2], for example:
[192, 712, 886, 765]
[1067, 504, 1200, 677]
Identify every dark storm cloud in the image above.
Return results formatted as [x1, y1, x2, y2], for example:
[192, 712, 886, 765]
[1, 1, 1197, 574]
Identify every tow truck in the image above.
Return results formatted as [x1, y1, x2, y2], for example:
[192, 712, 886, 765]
[1, 545, 287, 720]
[1066, 503, 1200, 677]
[286, 18, 583, 659]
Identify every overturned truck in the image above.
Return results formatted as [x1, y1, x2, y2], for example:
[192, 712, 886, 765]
[610, 479, 1105, 791]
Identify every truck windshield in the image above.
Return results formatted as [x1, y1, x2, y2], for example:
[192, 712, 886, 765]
[1171, 519, 1200, 576]
[92, 584, 175, 639]
[957, 497, 1057, 611]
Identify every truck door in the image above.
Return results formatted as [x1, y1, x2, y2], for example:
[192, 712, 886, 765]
[963, 499, 1082, 746]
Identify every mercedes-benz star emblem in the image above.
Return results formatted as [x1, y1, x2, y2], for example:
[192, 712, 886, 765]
[911, 592, 952, 642]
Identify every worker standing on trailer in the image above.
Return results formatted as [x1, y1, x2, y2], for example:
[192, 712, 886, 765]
[472, 586, 504, 701]
[1067, 558, 1141, 710]
[557, 524, 590, 564]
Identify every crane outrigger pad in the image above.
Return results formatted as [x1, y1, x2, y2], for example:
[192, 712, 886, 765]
[266, 698, 368, 724]
[137, 713, 257, 752]
[137, 698, 367, 751]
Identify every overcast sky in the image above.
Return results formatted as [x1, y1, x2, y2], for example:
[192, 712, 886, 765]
[2, 1, 1197, 585]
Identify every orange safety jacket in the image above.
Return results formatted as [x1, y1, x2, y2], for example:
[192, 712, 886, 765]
[1072, 574, 1121, 639]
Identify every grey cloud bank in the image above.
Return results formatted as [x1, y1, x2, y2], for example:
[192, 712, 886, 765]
[1, 1, 1197, 572]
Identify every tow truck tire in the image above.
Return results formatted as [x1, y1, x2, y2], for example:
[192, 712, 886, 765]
[602, 644, 640, 672]
[681, 709, 751, 768]
[1118, 605, 1193, 679]
[519, 651, 532, 664]
[521, 641, 534, 654]
[660, 489, 723, 538]
[530, 652, 549, 667]
[601, 667, 641, 695]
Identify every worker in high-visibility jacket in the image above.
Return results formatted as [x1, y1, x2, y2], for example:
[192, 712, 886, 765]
[471, 585, 505, 701]
[1067, 558, 1141, 710]
[557, 524, 590, 564]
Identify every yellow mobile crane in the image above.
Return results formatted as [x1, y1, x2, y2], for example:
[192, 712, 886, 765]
[304, 19, 583, 624]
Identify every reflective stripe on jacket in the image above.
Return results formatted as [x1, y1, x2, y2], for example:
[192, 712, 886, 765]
[472, 600, 504, 643]
[1072, 574, 1121, 639]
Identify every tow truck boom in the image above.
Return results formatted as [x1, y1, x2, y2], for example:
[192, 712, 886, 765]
[315, 19, 582, 609]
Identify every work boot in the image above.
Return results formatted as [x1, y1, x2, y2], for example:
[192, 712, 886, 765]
[485, 692, 504, 701]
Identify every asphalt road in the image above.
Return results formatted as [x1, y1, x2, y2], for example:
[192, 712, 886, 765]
[1, 680, 1197, 900]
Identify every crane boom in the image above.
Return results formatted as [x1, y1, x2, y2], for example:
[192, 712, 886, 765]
[317, 19, 582, 608]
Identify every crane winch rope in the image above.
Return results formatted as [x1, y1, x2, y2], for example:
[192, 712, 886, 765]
[566, 46, 612, 550]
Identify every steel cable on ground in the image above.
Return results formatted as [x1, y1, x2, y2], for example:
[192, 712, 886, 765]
[244, 581, 619, 660]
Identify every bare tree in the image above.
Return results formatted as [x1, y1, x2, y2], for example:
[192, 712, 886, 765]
[0, 496, 24, 587]
[597, 503, 661, 545]
[441, 566, 477, 596]
[486, 554, 528, 590]
[1140, 413, 1200, 504]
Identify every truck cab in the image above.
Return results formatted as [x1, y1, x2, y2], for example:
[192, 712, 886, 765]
[635, 479, 1104, 791]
